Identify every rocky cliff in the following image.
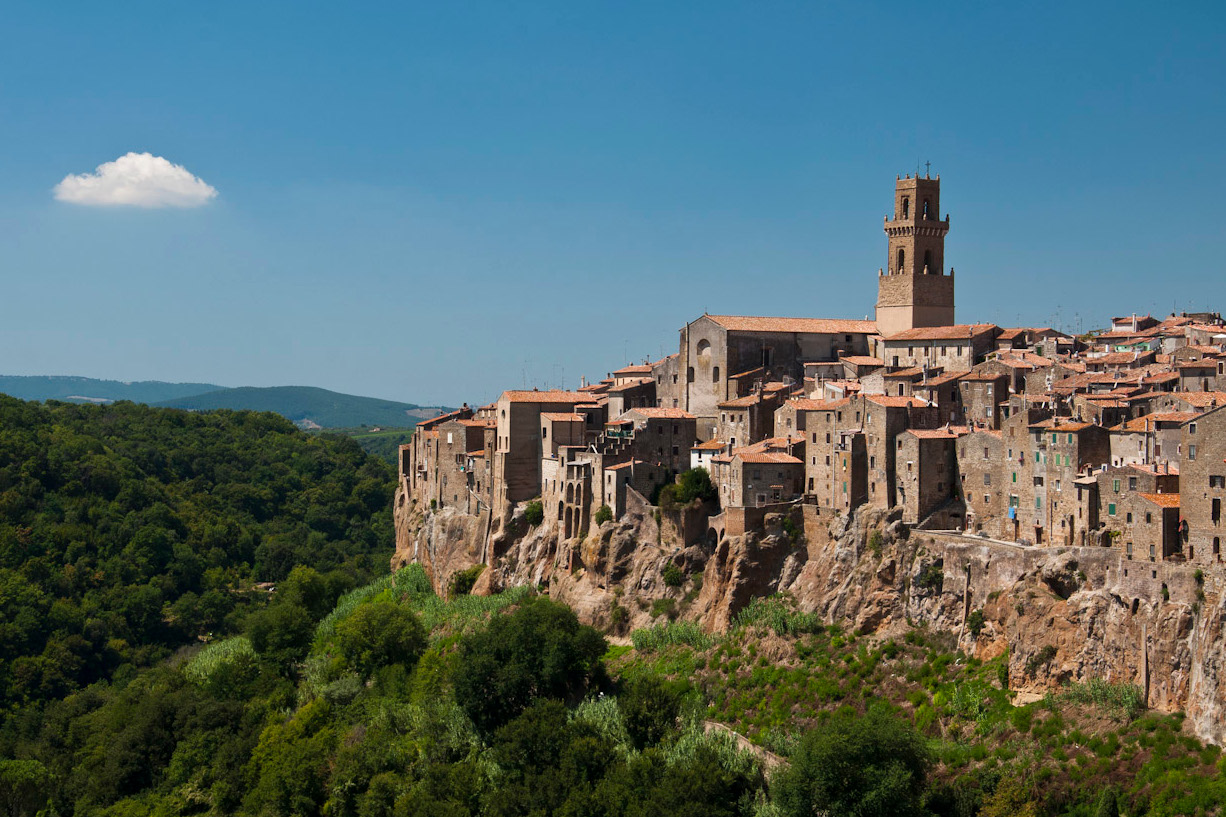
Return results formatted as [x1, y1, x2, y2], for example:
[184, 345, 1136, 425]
[393, 488, 1226, 745]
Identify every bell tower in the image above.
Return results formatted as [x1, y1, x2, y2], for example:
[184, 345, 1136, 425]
[875, 173, 955, 336]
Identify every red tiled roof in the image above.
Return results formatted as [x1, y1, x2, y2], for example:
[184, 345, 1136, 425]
[613, 364, 653, 375]
[907, 428, 963, 439]
[883, 323, 998, 341]
[501, 390, 588, 404]
[788, 398, 851, 411]
[839, 355, 885, 366]
[624, 407, 696, 419]
[736, 451, 803, 465]
[692, 440, 727, 451]
[1111, 412, 1199, 432]
[607, 378, 653, 393]
[883, 367, 926, 378]
[1139, 492, 1180, 509]
[865, 395, 928, 407]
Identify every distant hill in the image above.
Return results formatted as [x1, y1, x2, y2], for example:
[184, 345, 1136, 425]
[0, 375, 225, 405]
[155, 385, 447, 429]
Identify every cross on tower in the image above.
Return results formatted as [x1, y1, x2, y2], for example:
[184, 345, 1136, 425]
[924, 160, 931, 177]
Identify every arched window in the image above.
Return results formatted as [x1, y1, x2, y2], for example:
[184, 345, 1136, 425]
[896, 248, 905, 273]
[696, 339, 711, 357]
[923, 199, 930, 219]
[712, 366, 720, 382]
[901, 197, 910, 218]
[923, 249, 933, 273]
[687, 367, 695, 383]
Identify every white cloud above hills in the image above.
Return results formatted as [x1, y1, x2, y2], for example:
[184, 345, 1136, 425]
[54, 152, 218, 208]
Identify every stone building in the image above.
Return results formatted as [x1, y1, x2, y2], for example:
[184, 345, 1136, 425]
[874, 174, 956, 336]
[1179, 407, 1226, 565]
[669, 314, 876, 435]
[896, 428, 961, 524]
[878, 324, 1000, 372]
[956, 429, 1006, 536]
[494, 390, 589, 513]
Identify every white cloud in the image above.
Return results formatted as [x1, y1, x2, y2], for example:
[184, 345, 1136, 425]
[54, 152, 218, 208]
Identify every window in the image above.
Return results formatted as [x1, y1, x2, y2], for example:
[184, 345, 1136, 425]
[984, 493, 990, 504]
[870, 456, 876, 469]
[1068, 434, 1074, 444]
[1145, 513, 1152, 524]
[1214, 498, 1221, 523]
[983, 447, 989, 459]
[1036, 497, 1042, 509]
[826, 432, 831, 443]
[712, 366, 720, 382]
[1126, 512, 1133, 523]
[1212, 475, 1226, 489]
[1109, 502, 1117, 516]
[1190, 422, 1197, 435]
[1036, 452, 1041, 463]
[901, 197, 910, 219]
[1190, 444, 1197, 461]
[1009, 495, 1019, 508]
[1012, 472, 1017, 483]
[1129, 477, 1137, 491]
[1112, 479, 1121, 493]
[983, 473, 991, 486]
[687, 367, 695, 383]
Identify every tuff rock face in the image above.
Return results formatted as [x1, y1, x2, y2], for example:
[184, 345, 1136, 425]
[393, 487, 1226, 745]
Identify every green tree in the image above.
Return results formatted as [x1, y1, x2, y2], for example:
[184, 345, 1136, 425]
[453, 598, 606, 734]
[335, 601, 428, 677]
[0, 760, 52, 817]
[620, 676, 681, 750]
[523, 501, 544, 526]
[247, 602, 315, 669]
[772, 705, 932, 817]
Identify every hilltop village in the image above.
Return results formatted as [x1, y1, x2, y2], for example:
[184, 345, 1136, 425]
[399, 174, 1226, 575]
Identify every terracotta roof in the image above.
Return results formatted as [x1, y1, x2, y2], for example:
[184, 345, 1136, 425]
[1087, 352, 1153, 365]
[906, 428, 963, 439]
[1138, 492, 1180, 509]
[691, 440, 728, 451]
[541, 412, 584, 422]
[865, 395, 928, 408]
[960, 371, 1008, 382]
[840, 355, 885, 366]
[605, 459, 646, 471]
[729, 366, 765, 380]
[736, 451, 803, 465]
[613, 364, 653, 375]
[1178, 360, 1217, 369]
[416, 408, 472, 429]
[1129, 463, 1180, 475]
[501, 390, 588, 404]
[1172, 392, 1226, 408]
[607, 378, 653, 393]
[883, 367, 926, 378]
[1111, 412, 1199, 432]
[624, 407, 696, 419]
[718, 394, 766, 408]
[459, 418, 497, 428]
[921, 372, 966, 387]
[705, 314, 878, 334]
[789, 398, 851, 411]
[883, 323, 998, 342]
[465, 450, 486, 458]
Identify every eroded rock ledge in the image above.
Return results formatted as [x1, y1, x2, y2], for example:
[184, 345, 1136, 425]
[393, 488, 1226, 746]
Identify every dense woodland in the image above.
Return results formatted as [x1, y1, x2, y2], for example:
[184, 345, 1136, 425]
[0, 397, 1223, 816]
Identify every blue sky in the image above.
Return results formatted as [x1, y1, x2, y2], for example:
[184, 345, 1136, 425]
[1, 1, 1223, 406]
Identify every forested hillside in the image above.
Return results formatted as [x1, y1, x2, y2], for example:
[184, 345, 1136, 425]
[0, 396, 395, 715]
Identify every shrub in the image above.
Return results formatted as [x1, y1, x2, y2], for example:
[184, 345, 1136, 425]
[660, 468, 717, 509]
[1025, 645, 1058, 677]
[454, 597, 607, 734]
[594, 505, 613, 525]
[447, 564, 484, 598]
[621, 676, 682, 750]
[661, 562, 685, 588]
[631, 620, 713, 652]
[651, 598, 678, 620]
[967, 609, 986, 637]
[772, 705, 932, 817]
[334, 600, 428, 677]
[524, 500, 544, 526]
[868, 530, 884, 557]
[916, 563, 944, 592]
